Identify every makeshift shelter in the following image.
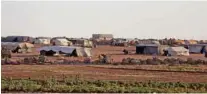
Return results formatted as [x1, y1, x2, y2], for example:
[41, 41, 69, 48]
[4, 36, 34, 43]
[51, 38, 72, 46]
[136, 44, 168, 55]
[1, 42, 34, 53]
[112, 39, 128, 46]
[185, 44, 207, 54]
[38, 46, 92, 57]
[68, 39, 93, 48]
[34, 37, 51, 45]
[166, 47, 189, 56]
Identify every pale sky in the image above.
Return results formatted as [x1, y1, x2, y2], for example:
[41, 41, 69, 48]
[1, 1, 207, 40]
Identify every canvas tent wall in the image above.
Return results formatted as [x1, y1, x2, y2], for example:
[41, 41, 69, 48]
[52, 39, 72, 46]
[186, 44, 207, 54]
[4, 36, 34, 43]
[136, 44, 168, 55]
[68, 39, 93, 48]
[1, 42, 34, 53]
[166, 47, 189, 56]
[38, 46, 92, 57]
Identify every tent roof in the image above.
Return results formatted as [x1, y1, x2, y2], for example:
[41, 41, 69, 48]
[1, 42, 34, 50]
[167, 47, 188, 52]
[36, 37, 51, 39]
[136, 44, 159, 47]
[38, 46, 92, 57]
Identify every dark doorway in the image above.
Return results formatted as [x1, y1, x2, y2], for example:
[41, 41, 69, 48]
[136, 46, 145, 54]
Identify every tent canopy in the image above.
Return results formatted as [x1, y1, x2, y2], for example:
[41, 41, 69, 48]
[4, 36, 34, 43]
[38, 46, 92, 57]
[2, 42, 34, 49]
[167, 47, 189, 56]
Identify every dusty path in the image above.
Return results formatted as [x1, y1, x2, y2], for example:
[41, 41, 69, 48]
[2, 65, 207, 83]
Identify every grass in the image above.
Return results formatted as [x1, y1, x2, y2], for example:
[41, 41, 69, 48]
[2, 76, 207, 93]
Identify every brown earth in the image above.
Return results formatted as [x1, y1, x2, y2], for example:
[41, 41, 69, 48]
[2, 65, 207, 83]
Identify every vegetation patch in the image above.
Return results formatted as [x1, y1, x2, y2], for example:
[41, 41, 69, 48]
[2, 76, 207, 93]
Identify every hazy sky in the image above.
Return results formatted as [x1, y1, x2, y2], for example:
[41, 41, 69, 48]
[1, 1, 207, 40]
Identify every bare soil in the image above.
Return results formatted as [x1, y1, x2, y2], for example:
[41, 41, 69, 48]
[2, 65, 207, 83]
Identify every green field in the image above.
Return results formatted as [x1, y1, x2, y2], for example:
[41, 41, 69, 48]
[2, 76, 207, 93]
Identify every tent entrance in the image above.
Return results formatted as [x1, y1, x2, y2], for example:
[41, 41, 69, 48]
[71, 49, 78, 57]
[201, 46, 206, 54]
[136, 46, 145, 54]
[40, 50, 56, 56]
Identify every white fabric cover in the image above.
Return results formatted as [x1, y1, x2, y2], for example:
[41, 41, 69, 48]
[167, 47, 189, 56]
[34, 39, 50, 44]
[37, 46, 92, 57]
[38, 46, 76, 54]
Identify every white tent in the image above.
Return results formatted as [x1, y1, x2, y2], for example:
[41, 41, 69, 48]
[34, 38, 51, 45]
[167, 47, 189, 56]
[52, 39, 72, 46]
[1, 42, 34, 53]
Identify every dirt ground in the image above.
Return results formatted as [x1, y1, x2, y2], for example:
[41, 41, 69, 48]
[3, 45, 207, 83]
[2, 65, 207, 83]
[10, 45, 207, 63]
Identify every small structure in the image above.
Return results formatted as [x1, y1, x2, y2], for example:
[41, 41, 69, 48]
[34, 37, 51, 45]
[1, 42, 34, 53]
[92, 34, 113, 45]
[68, 38, 93, 48]
[38, 46, 92, 57]
[166, 47, 189, 56]
[112, 38, 128, 46]
[185, 44, 207, 54]
[4, 36, 34, 43]
[51, 38, 72, 46]
[136, 44, 168, 55]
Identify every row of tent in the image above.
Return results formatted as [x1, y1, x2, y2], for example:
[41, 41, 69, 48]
[1, 42, 34, 53]
[2, 36, 93, 47]
[136, 44, 207, 56]
[1, 42, 92, 57]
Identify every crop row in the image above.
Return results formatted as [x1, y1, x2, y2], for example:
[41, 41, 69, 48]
[2, 76, 207, 93]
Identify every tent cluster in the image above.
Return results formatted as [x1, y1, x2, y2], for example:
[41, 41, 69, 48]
[2, 36, 34, 43]
[136, 44, 189, 56]
[1, 42, 34, 53]
[136, 44, 169, 55]
[38, 46, 92, 57]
